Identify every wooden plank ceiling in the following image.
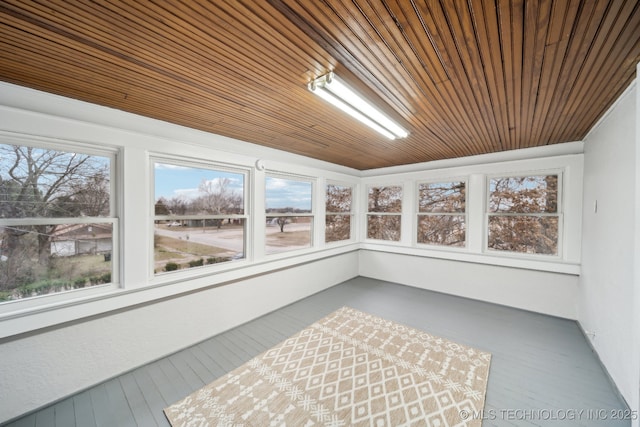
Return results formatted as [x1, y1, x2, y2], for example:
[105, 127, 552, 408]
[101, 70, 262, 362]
[1, 1, 639, 170]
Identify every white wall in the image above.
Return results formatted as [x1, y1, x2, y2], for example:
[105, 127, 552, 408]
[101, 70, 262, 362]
[0, 252, 359, 422]
[636, 65, 640, 427]
[580, 79, 638, 419]
[359, 250, 578, 318]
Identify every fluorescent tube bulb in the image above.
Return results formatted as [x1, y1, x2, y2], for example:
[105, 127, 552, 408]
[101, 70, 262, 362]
[312, 87, 396, 139]
[323, 75, 408, 138]
[308, 72, 408, 139]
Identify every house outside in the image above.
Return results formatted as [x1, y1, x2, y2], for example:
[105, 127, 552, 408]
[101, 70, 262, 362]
[50, 224, 112, 257]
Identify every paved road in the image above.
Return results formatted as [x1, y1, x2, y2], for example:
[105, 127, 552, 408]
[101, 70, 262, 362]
[154, 222, 312, 255]
[155, 226, 244, 253]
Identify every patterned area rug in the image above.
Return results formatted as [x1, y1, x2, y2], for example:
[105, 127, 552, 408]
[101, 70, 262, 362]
[164, 307, 491, 426]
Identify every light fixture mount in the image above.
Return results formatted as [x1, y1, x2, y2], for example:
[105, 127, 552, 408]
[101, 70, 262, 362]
[308, 72, 408, 140]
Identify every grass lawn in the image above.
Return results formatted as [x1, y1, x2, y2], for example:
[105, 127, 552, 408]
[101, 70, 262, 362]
[56, 253, 109, 269]
[47, 254, 111, 281]
[155, 234, 228, 256]
[154, 235, 231, 273]
[265, 230, 311, 247]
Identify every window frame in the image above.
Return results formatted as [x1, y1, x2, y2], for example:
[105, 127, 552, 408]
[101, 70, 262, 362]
[150, 155, 250, 276]
[264, 172, 315, 255]
[0, 136, 120, 313]
[365, 183, 403, 243]
[415, 178, 468, 249]
[324, 181, 355, 244]
[484, 170, 564, 259]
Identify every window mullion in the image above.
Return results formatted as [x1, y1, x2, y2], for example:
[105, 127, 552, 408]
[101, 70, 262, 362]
[252, 167, 266, 261]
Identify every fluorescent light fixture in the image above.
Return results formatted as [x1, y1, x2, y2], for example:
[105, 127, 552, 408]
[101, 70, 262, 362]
[308, 72, 408, 139]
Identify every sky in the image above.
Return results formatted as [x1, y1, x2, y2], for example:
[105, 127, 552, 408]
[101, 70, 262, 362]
[155, 163, 244, 201]
[265, 176, 312, 210]
[1, 144, 111, 188]
[154, 163, 312, 210]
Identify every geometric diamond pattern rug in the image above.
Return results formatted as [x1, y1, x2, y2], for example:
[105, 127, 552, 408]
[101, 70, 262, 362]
[164, 307, 491, 426]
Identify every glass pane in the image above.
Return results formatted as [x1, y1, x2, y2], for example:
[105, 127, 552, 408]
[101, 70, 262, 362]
[418, 182, 465, 213]
[488, 216, 558, 255]
[266, 176, 312, 213]
[154, 219, 245, 273]
[367, 215, 401, 241]
[325, 214, 351, 243]
[368, 186, 402, 213]
[417, 215, 465, 246]
[266, 216, 312, 254]
[155, 163, 244, 215]
[0, 223, 113, 302]
[0, 144, 111, 218]
[489, 175, 558, 213]
[326, 185, 352, 213]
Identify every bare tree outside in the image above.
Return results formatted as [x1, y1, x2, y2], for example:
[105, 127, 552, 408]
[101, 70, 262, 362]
[417, 181, 466, 246]
[155, 197, 171, 215]
[325, 184, 352, 243]
[488, 175, 559, 254]
[198, 177, 242, 215]
[0, 144, 112, 301]
[367, 186, 401, 241]
[165, 196, 189, 215]
[275, 217, 288, 232]
[198, 177, 243, 229]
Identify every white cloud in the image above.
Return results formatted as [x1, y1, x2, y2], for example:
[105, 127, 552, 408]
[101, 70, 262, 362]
[171, 188, 200, 199]
[155, 163, 190, 170]
[265, 177, 312, 210]
[265, 177, 289, 190]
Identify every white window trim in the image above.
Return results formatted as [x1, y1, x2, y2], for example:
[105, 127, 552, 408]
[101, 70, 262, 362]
[415, 177, 469, 250]
[0, 134, 121, 315]
[364, 183, 404, 244]
[264, 171, 316, 257]
[0, 107, 582, 337]
[361, 153, 583, 273]
[0, 86, 363, 337]
[149, 154, 251, 279]
[484, 169, 564, 260]
[325, 180, 357, 245]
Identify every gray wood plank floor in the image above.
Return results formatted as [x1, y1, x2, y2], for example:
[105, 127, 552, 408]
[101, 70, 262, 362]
[2, 277, 630, 426]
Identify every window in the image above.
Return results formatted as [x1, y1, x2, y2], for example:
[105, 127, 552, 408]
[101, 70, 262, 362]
[325, 183, 353, 243]
[487, 174, 560, 255]
[417, 181, 466, 247]
[0, 143, 115, 302]
[265, 175, 313, 254]
[153, 161, 246, 273]
[367, 185, 402, 241]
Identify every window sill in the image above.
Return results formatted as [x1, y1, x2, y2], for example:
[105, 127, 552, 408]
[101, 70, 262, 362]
[0, 243, 359, 340]
[359, 243, 581, 275]
[0, 240, 579, 340]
